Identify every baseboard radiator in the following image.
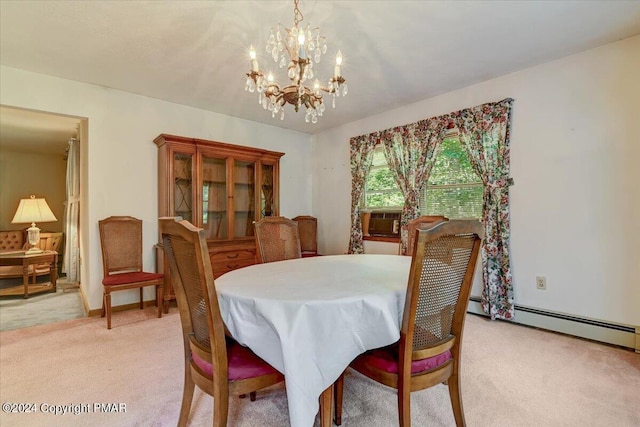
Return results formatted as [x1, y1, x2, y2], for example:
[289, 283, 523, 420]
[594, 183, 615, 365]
[468, 297, 639, 352]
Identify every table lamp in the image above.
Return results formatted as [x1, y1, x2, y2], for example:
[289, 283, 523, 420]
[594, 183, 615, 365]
[11, 195, 58, 254]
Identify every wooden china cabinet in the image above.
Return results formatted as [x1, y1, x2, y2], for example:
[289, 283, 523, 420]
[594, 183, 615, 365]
[154, 134, 284, 311]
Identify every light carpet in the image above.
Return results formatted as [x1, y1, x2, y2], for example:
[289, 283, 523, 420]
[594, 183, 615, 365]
[0, 278, 85, 332]
[0, 309, 638, 426]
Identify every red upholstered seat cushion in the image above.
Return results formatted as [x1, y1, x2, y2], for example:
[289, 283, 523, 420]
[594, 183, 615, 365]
[102, 272, 163, 286]
[192, 340, 279, 380]
[360, 345, 452, 375]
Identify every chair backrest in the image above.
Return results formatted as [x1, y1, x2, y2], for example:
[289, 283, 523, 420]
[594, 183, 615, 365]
[159, 217, 227, 381]
[293, 215, 318, 253]
[401, 220, 483, 361]
[254, 216, 301, 263]
[37, 232, 63, 253]
[402, 215, 449, 256]
[98, 216, 143, 277]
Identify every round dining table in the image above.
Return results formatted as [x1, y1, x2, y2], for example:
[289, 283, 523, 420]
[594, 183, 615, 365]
[215, 254, 411, 427]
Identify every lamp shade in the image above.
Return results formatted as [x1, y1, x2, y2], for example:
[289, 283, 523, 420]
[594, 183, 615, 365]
[11, 195, 57, 225]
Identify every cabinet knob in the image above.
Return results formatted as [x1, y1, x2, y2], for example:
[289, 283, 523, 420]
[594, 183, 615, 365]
[227, 253, 239, 259]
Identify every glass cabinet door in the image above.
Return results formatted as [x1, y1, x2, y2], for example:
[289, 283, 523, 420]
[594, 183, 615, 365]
[173, 153, 193, 223]
[233, 160, 256, 238]
[261, 163, 275, 218]
[202, 156, 227, 240]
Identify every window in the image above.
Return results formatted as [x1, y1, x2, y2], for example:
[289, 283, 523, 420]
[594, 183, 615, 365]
[363, 134, 483, 219]
[364, 147, 404, 209]
[420, 136, 483, 219]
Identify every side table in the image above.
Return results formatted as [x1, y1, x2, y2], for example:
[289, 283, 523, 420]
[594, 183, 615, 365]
[0, 250, 58, 298]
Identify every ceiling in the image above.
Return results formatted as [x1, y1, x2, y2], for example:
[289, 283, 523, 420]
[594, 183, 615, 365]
[1, 0, 640, 138]
[0, 106, 79, 155]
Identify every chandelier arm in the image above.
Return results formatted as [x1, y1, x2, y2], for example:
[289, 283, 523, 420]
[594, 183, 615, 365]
[318, 79, 346, 95]
[265, 82, 283, 97]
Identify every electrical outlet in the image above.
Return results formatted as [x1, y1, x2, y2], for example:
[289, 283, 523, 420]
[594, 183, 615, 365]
[536, 276, 547, 290]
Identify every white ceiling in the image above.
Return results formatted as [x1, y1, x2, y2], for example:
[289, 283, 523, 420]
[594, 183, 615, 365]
[0, 106, 79, 154]
[1, 0, 640, 139]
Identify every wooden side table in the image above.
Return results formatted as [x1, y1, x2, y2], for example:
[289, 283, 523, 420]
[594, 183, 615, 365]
[0, 250, 58, 298]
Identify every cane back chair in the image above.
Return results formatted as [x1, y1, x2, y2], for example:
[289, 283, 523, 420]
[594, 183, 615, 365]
[98, 216, 163, 329]
[160, 217, 284, 426]
[254, 216, 301, 263]
[336, 219, 483, 427]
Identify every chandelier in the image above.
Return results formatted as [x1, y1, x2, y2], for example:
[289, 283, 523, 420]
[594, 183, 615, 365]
[244, 0, 347, 123]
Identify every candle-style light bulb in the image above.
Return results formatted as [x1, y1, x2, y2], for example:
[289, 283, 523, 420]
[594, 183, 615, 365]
[267, 72, 274, 83]
[334, 50, 343, 77]
[249, 45, 259, 72]
[298, 30, 306, 59]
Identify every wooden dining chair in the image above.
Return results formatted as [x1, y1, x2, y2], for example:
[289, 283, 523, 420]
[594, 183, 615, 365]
[335, 220, 484, 427]
[292, 215, 319, 257]
[98, 216, 163, 329]
[401, 215, 449, 256]
[254, 216, 302, 263]
[160, 217, 284, 426]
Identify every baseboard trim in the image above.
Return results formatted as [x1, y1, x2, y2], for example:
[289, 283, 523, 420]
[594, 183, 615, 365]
[468, 297, 637, 350]
[78, 284, 90, 316]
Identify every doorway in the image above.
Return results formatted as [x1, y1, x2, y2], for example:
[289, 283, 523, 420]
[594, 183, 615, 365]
[0, 105, 85, 331]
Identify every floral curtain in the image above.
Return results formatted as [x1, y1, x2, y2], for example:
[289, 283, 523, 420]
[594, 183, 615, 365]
[348, 133, 379, 254]
[452, 98, 515, 320]
[379, 118, 447, 254]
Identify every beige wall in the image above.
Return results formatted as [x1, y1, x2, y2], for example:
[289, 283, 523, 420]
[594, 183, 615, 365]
[0, 65, 313, 311]
[312, 35, 640, 327]
[0, 149, 66, 232]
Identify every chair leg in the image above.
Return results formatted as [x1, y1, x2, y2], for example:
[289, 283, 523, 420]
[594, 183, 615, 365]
[447, 374, 466, 427]
[178, 369, 195, 427]
[139, 287, 144, 310]
[157, 285, 163, 318]
[319, 383, 333, 427]
[213, 383, 229, 427]
[334, 372, 344, 426]
[104, 292, 112, 330]
[398, 379, 411, 427]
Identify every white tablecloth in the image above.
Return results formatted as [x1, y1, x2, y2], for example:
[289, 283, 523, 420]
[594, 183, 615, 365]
[216, 254, 411, 427]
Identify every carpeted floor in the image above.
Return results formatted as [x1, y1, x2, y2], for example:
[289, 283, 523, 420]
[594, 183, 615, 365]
[0, 276, 85, 332]
[0, 309, 638, 426]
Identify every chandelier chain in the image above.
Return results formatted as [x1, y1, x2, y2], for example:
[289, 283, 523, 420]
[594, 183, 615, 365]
[293, 0, 304, 27]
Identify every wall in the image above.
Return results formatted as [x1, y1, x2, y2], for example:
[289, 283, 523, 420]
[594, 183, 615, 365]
[0, 149, 66, 232]
[0, 66, 313, 311]
[312, 36, 640, 327]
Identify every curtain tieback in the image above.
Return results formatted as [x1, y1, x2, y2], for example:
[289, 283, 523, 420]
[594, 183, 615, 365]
[486, 177, 514, 190]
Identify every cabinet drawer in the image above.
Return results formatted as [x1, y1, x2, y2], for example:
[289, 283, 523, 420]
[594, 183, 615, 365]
[211, 258, 255, 278]
[210, 250, 255, 263]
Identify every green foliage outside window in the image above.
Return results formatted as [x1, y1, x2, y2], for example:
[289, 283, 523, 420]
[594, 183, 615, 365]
[365, 149, 403, 208]
[364, 137, 483, 219]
